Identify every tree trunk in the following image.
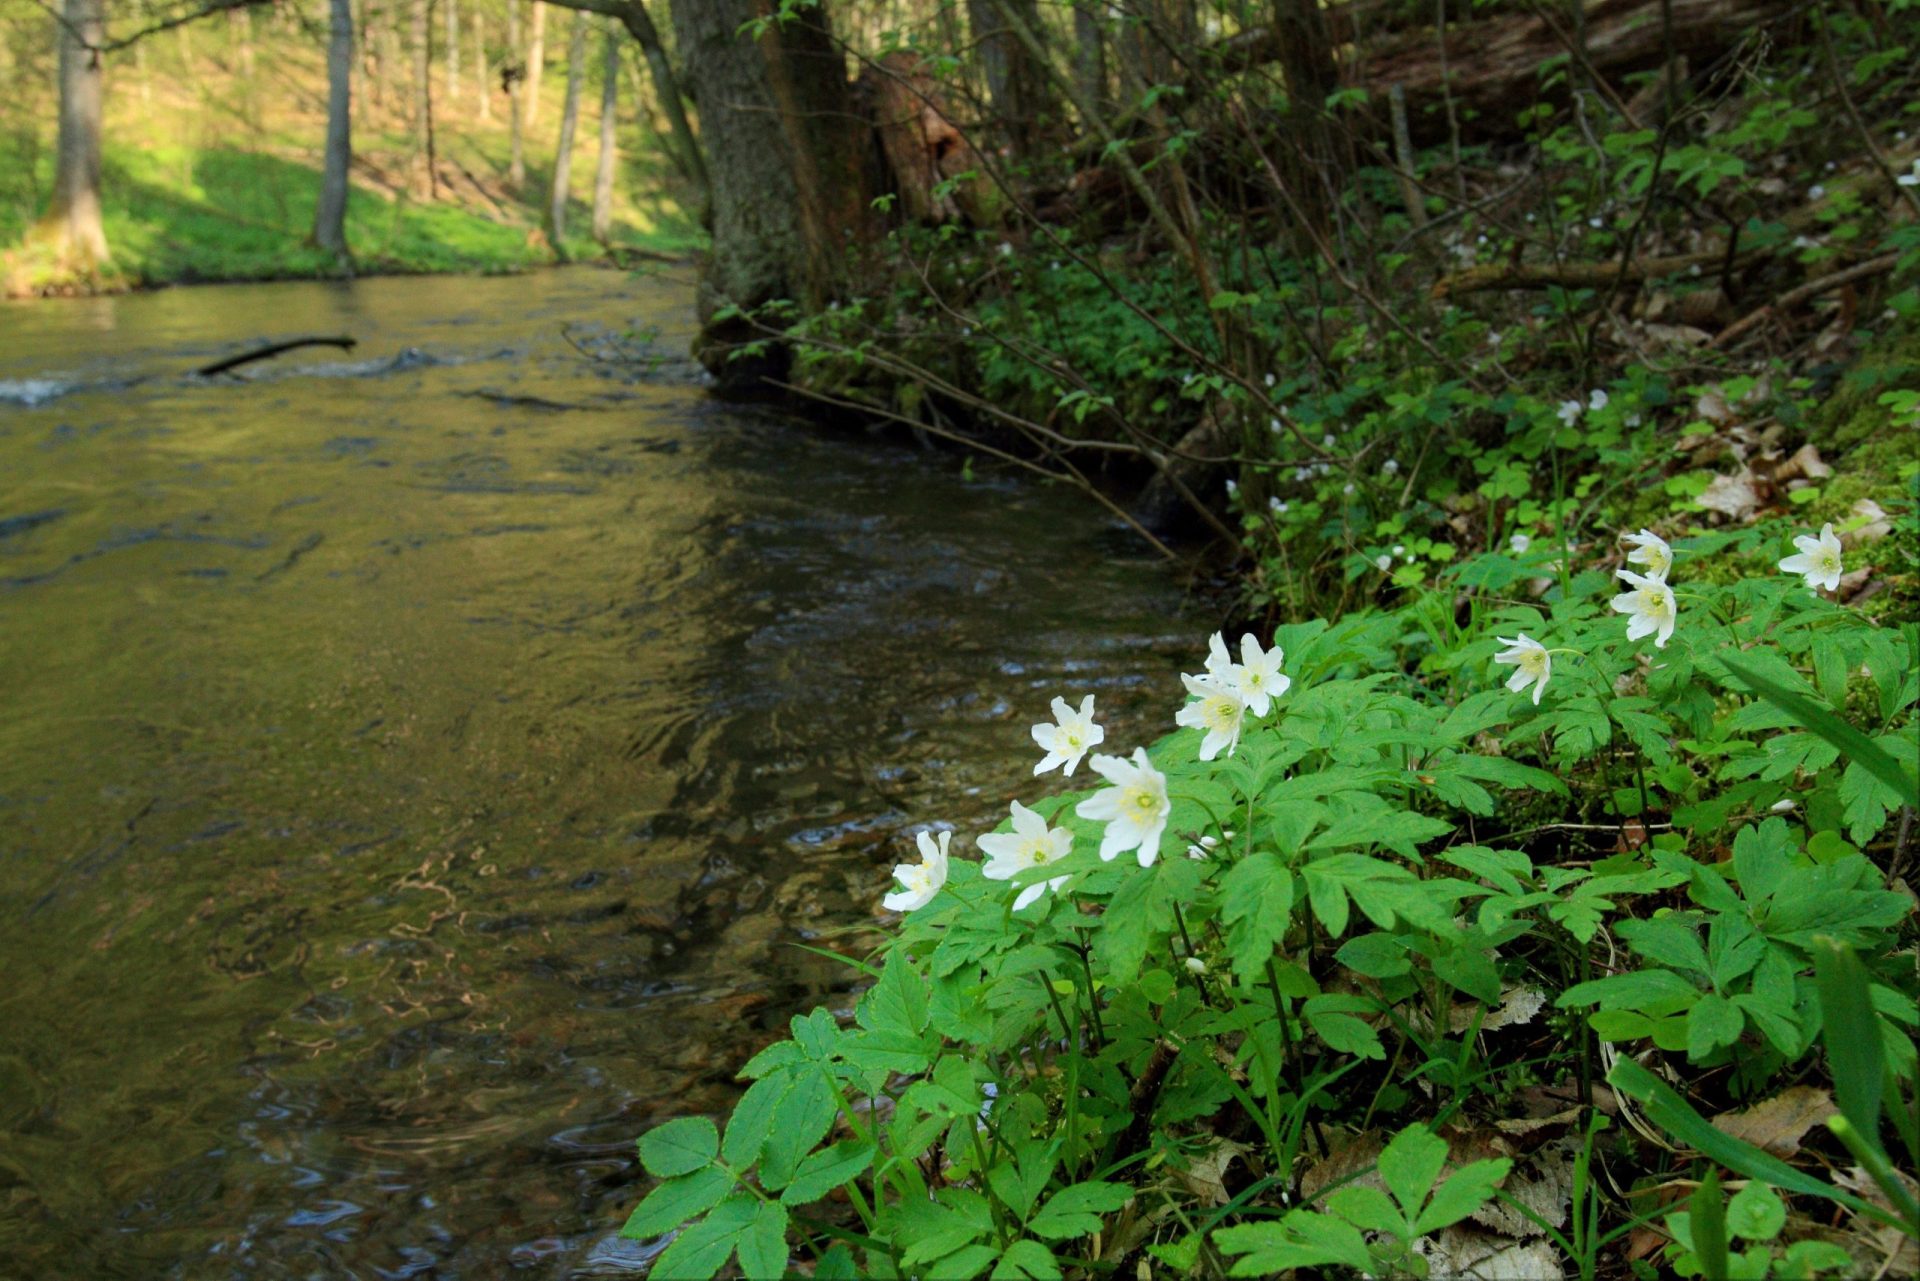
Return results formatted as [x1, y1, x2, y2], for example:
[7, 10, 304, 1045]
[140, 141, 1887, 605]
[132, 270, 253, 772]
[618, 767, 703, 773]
[592, 20, 618, 244]
[1270, 0, 1342, 238]
[671, 0, 877, 388]
[42, 0, 110, 271]
[445, 0, 459, 102]
[969, 0, 1052, 155]
[525, 0, 547, 127]
[232, 8, 255, 79]
[474, 11, 491, 120]
[508, 0, 525, 184]
[410, 0, 433, 192]
[548, 8, 588, 249]
[314, 0, 354, 261]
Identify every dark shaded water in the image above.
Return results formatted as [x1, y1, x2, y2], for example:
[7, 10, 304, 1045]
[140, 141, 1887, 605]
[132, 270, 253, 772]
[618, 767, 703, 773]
[0, 268, 1190, 1276]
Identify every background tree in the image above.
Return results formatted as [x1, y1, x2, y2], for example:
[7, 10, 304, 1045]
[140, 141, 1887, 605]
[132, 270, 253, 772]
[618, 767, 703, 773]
[545, 5, 585, 247]
[523, 0, 543, 125]
[590, 15, 616, 244]
[312, 0, 354, 261]
[40, 0, 109, 271]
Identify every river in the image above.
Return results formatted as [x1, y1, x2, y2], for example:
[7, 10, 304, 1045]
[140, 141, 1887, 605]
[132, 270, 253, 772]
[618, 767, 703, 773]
[0, 267, 1191, 1276]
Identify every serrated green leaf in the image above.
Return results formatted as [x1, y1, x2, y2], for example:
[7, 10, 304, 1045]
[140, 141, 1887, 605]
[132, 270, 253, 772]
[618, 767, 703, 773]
[759, 1073, 839, 1190]
[780, 1139, 874, 1207]
[1726, 1182, 1785, 1241]
[622, 1165, 733, 1240]
[1215, 1210, 1373, 1275]
[1377, 1125, 1448, 1215]
[1687, 993, 1745, 1059]
[1415, 1157, 1513, 1235]
[724, 1073, 793, 1169]
[736, 1200, 790, 1280]
[1028, 1180, 1133, 1240]
[639, 1116, 720, 1179]
[1219, 851, 1295, 980]
[995, 1240, 1062, 1279]
[650, 1192, 758, 1281]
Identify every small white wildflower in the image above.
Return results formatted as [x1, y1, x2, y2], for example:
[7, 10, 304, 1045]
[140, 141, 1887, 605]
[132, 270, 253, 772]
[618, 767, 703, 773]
[1382, 458, 1400, 476]
[1589, 389, 1610, 413]
[1269, 418, 1282, 434]
[1268, 497, 1288, 515]
[1510, 532, 1532, 554]
[978, 801, 1073, 911]
[1375, 553, 1393, 571]
[1184, 956, 1208, 976]
[1186, 843, 1209, 860]
[1322, 434, 1335, 448]
[1199, 835, 1219, 849]
[1621, 528, 1673, 580]
[1610, 569, 1679, 648]
[1294, 466, 1312, 482]
[1557, 399, 1583, 425]
[1626, 413, 1642, 427]
[1589, 216, 1604, 228]
[1264, 372, 1277, 387]
[1224, 478, 1239, 499]
[1392, 544, 1406, 556]
[1493, 633, 1553, 705]
[1779, 523, 1844, 592]
[1897, 159, 1920, 188]
[1176, 674, 1247, 761]
[883, 830, 950, 912]
[998, 242, 1013, 256]
[1030, 694, 1105, 776]
[1489, 331, 1503, 346]
[1343, 483, 1356, 495]
[1770, 798, 1798, 813]
[1809, 184, 1826, 200]
[1076, 748, 1172, 867]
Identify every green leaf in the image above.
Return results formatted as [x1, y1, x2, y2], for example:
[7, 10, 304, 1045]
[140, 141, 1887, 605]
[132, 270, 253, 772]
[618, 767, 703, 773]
[1326, 1185, 1400, 1233]
[1720, 654, 1918, 802]
[736, 1200, 791, 1280]
[815, 1243, 858, 1280]
[1558, 967, 1700, 1014]
[1336, 932, 1412, 979]
[995, 1240, 1063, 1279]
[650, 1192, 759, 1281]
[639, 1116, 720, 1179]
[1377, 1125, 1448, 1216]
[1220, 852, 1296, 980]
[759, 1073, 840, 1190]
[1028, 1181, 1133, 1240]
[1415, 1157, 1513, 1235]
[1814, 942, 1884, 1144]
[1215, 1211, 1373, 1275]
[1687, 993, 1745, 1059]
[1689, 1168, 1730, 1281]
[1432, 941, 1501, 1005]
[724, 1073, 793, 1169]
[622, 1165, 733, 1240]
[1607, 1059, 1860, 1205]
[781, 1139, 875, 1206]
[1727, 1181, 1786, 1242]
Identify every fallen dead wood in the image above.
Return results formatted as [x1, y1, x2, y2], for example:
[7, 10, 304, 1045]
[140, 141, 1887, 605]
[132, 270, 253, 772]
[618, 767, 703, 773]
[196, 336, 357, 377]
[1432, 248, 1735, 299]
[1711, 253, 1901, 348]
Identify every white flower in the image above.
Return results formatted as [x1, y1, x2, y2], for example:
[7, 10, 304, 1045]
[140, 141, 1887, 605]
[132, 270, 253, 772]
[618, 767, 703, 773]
[1031, 694, 1105, 776]
[1611, 569, 1679, 648]
[1224, 478, 1239, 499]
[1382, 458, 1400, 476]
[1343, 483, 1356, 496]
[1779, 523, 1844, 592]
[1897, 159, 1920, 188]
[978, 801, 1073, 911]
[1268, 497, 1289, 515]
[1176, 674, 1247, 761]
[1322, 433, 1335, 448]
[1557, 399, 1583, 425]
[1770, 798, 1798, 813]
[1809, 184, 1825, 200]
[1626, 413, 1642, 427]
[1589, 389, 1610, 412]
[1375, 553, 1392, 571]
[1489, 331, 1503, 346]
[1510, 533, 1532, 554]
[1589, 216, 1604, 229]
[1184, 956, 1208, 975]
[1493, 633, 1553, 705]
[1269, 418, 1282, 434]
[998, 242, 1013, 256]
[1264, 373, 1277, 387]
[883, 829, 950, 912]
[1621, 528, 1673, 580]
[1199, 633, 1290, 718]
[1186, 843, 1209, 860]
[1076, 748, 1171, 867]
[1392, 543, 1406, 557]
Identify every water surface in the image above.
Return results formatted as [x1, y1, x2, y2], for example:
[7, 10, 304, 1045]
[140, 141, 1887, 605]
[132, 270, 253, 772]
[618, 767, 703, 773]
[0, 268, 1191, 1276]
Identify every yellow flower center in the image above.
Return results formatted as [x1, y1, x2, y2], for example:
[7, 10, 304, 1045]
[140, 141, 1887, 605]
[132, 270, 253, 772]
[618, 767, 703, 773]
[1126, 786, 1158, 815]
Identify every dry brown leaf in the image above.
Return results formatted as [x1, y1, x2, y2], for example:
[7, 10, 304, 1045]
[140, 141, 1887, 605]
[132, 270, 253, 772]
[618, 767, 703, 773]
[1709, 1084, 1832, 1156]
[1833, 1166, 1920, 1277]
[1176, 1138, 1249, 1208]
[1472, 1137, 1572, 1238]
[1413, 1227, 1566, 1280]
[1298, 1130, 1385, 1203]
[1776, 442, 1833, 482]
[1697, 469, 1761, 520]
[1846, 498, 1892, 543]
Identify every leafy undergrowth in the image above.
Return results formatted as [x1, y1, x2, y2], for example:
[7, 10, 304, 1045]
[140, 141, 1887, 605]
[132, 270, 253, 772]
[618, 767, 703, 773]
[617, 513, 1918, 1279]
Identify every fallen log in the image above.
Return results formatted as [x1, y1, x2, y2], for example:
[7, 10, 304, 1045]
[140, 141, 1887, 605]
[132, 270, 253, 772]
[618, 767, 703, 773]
[196, 335, 357, 377]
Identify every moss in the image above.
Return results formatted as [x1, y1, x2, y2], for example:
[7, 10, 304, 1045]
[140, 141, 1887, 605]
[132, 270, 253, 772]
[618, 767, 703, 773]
[1807, 330, 1920, 476]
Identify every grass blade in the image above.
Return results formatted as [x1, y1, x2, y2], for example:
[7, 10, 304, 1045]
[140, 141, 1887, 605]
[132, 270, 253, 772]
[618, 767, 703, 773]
[1718, 654, 1918, 802]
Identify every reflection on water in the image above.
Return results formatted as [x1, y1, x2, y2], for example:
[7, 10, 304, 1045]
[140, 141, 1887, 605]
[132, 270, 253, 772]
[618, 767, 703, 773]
[0, 268, 1191, 1275]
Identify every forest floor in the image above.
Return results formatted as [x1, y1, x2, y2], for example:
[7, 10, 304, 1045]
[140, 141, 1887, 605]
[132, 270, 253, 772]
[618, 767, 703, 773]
[0, 21, 701, 297]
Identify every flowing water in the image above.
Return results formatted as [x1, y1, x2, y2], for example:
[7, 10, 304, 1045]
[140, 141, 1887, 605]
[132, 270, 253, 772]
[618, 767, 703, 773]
[0, 268, 1192, 1277]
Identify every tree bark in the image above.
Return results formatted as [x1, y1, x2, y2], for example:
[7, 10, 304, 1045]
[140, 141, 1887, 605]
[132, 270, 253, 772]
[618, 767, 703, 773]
[1072, 1, 1107, 118]
[548, 8, 588, 248]
[1270, 0, 1343, 238]
[670, 0, 878, 388]
[410, 0, 433, 193]
[968, 0, 1051, 155]
[444, 0, 459, 102]
[525, 0, 547, 126]
[313, 0, 354, 260]
[508, 0, 526, 184]
[474, 10, 490, 120]
[42, 0, 110, 270]
[592, 19, 618, 243]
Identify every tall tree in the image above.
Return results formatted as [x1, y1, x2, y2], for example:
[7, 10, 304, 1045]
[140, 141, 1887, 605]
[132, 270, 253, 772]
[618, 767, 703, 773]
[313, 0, 354, 262]
[507, 0, 525, 184]
[1269, 0, 1342, 238]
[1071, 1, 1107, 117]
[40, 0, 110, 270]
[969, 0, 1052, 157]
[546, 7, 587, 247]
[524, 0, 545, 125]
[473, 8, 490, 120]
[668, 0, 876, 385]
[444, 0, 459, 100]
[591, 17, 617, 243]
